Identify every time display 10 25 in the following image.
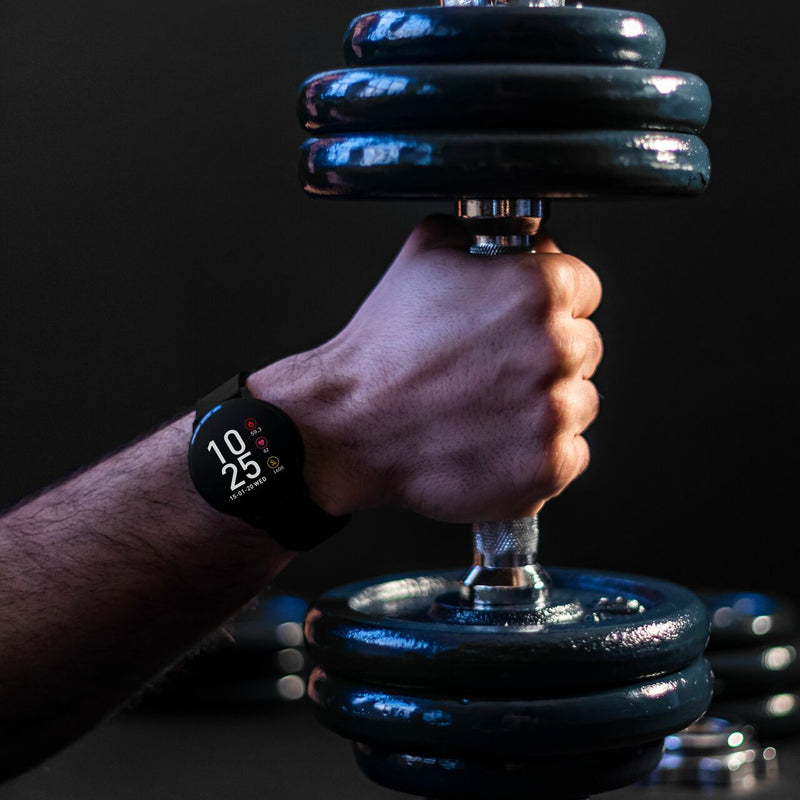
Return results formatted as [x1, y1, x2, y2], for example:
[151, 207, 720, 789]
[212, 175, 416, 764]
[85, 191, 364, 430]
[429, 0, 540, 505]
[189, 397, 304, 515]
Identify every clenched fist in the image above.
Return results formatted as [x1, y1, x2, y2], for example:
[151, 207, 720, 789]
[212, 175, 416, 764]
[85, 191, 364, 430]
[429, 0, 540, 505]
[252, 215, 602, 523]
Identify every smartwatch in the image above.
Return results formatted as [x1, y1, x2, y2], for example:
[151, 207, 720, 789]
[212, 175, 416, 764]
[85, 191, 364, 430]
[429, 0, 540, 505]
[188, 372, 350, 551]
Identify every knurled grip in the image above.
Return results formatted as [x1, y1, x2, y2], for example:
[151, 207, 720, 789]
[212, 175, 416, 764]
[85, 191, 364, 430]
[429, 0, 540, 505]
[473, 517, 540, 568]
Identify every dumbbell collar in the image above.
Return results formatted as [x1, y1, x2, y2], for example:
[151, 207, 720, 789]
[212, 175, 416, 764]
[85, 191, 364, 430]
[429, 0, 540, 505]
[457, 198, 549, 255]
[444, 0, 565, 7]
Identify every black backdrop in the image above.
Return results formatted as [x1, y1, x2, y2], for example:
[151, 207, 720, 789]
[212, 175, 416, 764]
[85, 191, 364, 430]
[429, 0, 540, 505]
[1, 0, 798, 606]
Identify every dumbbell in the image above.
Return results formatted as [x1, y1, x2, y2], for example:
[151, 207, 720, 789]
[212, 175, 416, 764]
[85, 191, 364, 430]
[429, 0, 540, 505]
[641, 714, 779, 790]
[702, 592, 800, 740]
[297, 1, 713, 797]
[141, 592, 310, 709]
[644, 592, 800, 789]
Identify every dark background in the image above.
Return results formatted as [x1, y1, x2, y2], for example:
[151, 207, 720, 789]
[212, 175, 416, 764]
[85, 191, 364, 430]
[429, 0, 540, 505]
[1, 0, 798, 606]
[2, 1, 800, 798]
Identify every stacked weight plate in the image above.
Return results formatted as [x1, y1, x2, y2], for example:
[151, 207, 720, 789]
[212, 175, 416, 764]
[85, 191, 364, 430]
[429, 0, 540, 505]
[298, 5, 711, 200]
[298, 4, 714, 797]
[142, 593, 310, 709]
[703, 592, 800, 739]
[642, 592, 799, 789]
[305, 569, 713, 799]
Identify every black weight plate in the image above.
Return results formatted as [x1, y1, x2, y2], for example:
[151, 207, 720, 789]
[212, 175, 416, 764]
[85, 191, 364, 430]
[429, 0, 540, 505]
[308, 657, 712, 759]
[141, 671, 308, 709]
[701, 592, 799, 649]
[345, 7, 665, 69]
[300, 131, 710, 199]
[299, 66, 711, 135]
[354, 739, 665, 800]
[710, 641, 800, 700]
[228, 592, 308, 650]
[711, 691, 800, 740]
[304, 568, 709, 694]
[157, 645, 307, 682]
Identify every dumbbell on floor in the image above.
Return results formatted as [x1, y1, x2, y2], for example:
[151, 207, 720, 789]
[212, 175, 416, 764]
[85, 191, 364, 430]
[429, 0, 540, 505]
[141, 592, 310, 709]
[297, 1, 713, 797]
[704, 592, 800, 740]
[643, 592, 800, 790]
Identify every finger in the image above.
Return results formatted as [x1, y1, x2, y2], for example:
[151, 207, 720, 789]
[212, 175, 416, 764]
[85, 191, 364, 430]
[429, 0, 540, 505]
[534, 226, 563, 254]
[532, 254, 602, 319]
[572, 318, 604, 380]
[570, 434, 591, 480]
[572, 377, 601, 434]
[568, 257, 602, 319]
[534, 432, 592, 509]
[401, 214, 472, 257]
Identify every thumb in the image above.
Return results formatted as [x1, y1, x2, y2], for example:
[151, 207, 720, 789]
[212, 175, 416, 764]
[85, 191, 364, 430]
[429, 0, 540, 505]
[399, 214, 472, 258]
[534, 227, 563, 254]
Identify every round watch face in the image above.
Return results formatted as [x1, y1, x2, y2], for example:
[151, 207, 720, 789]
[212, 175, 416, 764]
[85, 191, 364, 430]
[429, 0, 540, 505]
[188, 397, 304, 517]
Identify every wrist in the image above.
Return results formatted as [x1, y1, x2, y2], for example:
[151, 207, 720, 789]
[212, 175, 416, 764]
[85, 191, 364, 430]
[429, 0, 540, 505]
[246, 342, 381, 518]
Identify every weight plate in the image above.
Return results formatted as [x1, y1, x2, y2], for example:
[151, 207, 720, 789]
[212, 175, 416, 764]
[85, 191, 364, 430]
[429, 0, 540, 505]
[300, 66, 711, 136]
[711, 691, 800, 739]
[643, 715, 779, 789]
[354, 739, 665, 800]
[702, 592, 799, 649]
[304, 568, 709, 694]
[142, 672, 308, 708]
[345, 7, 665, 69]
[300, 131, 710, 199]
[228, 592, 308, 650]
[710, 640, 800, 700]
[308, 657, 712, 759]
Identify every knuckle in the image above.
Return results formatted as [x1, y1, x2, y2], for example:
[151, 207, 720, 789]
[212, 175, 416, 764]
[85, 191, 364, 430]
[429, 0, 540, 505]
[535, 438, 574, 497]
[582, 256, 602, 292]
[537, 391, 572, 439]
[541, 437, 591, 497]
[532, 256, 577, 312]
[572, 436, 592, 478]
[586, 383, 601, 425]
[590, 322, 604, 361]
[538, 323, 586, 378]
[572, 258, 602, 311]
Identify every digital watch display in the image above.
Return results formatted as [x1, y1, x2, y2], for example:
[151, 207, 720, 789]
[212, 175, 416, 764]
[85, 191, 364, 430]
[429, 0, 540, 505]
[187, 373, 351, 551]
[188, 397, 304, 518]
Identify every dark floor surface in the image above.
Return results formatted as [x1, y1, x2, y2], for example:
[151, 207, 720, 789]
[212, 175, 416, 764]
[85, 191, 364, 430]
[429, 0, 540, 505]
[1, 701, 796, 800]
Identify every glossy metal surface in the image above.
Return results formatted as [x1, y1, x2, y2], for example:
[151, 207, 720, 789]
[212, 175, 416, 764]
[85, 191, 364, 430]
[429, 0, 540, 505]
[702, 591, 799, 648]
[452, 198, 548, 255]
[304, 568, 710, 694]
[142, 593, 310, 708]
[444, 0, 565, 6]
[643, 715, 780, 789]
[710, 640, 800, 699]
[300, 131, 711, 199]
[354, 739, 665, 800]
[460, 516, 552, 606]
[712, 692, 800, 740]
[309, 657, 712, 758]
[299, 65, 711, 135]
[345, 7, 666, 69]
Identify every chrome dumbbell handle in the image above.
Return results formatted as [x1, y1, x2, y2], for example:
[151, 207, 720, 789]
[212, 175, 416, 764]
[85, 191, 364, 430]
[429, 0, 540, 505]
[444, 0, 565, 607]
[462, 517, 551, 607]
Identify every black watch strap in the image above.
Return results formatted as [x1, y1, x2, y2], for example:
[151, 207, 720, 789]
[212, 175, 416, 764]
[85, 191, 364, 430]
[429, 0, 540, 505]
[193, 372, 351, 552]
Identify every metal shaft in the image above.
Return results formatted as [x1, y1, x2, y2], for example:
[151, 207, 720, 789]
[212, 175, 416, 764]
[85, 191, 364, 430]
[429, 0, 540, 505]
[442, 0, 564, 606]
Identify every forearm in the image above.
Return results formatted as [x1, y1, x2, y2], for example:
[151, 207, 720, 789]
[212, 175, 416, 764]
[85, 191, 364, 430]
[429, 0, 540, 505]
[0, 353, 356, 778]
[0, 217, 602, 780]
